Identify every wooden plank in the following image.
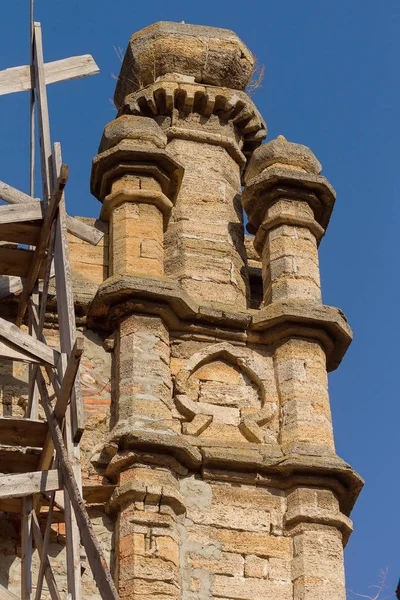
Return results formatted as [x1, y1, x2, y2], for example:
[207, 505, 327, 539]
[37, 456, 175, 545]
[0, 181, 104, 246]
[37, 371, 119, 600]
[0, 449, 39, 474]
[0, 55, 99, 97]
[38, 339, 83, 473]
[0, 316, 59, 366]
[0, 275, 23, 297]
[66, 216, 104, 246]
[0, 486, 117, 511]
[21, 497, 33, 600]
[32, 508, 62, 600]
[0, 470, 62, 499]
[0, 339, 41, 364]
[27, 290, 40, 420]
[0, 223, 41, 246]
[0, 417, 47, 447]
[34, 22, 52, 203]
[29, 0, 35, 199]
[0, 247, 46, 278]
[52, 145, 84, 439]
[0, 203, 44, 225]
[16, 162, 68, 326]
[0, 181, 35, 205]
[0, 583, 20, 600]
[32, 511, 61, 600]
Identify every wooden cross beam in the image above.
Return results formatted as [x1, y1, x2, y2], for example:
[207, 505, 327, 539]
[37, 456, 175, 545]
[0, 24, 103, 247]
[0, 55, 99, 96]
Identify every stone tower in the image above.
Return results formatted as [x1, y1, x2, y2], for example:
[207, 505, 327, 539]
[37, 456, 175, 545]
[0, 20, 362, 600]
[87, 21, 363, 600]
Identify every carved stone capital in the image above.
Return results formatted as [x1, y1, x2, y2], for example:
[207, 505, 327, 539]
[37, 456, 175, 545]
[243, 166, 335, 235]
[91, 138, 184, 205]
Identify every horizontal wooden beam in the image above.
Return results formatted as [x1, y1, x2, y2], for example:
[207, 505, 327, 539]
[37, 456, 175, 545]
[0, 338, 42, 363]
[0, 316, 60, 366]
[0, 203, 44, 225]
[0, 54, 99, 96]
[0, 181, 104, 246]
[0, 448, 40, 473]
[0, 417, 48, 447]
[0, 469, 62, 499]
[0, 181, 36, 204]
[0, 247, 46, 278]
[0, 222, 41, 246]
[0, 485, 116, 513]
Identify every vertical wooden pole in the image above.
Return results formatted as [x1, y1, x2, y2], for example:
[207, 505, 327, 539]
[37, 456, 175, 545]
[33, 24, 82, 600]
[33, 22, 51, 205]
[21, 496, 33, 600]
[27, 287, 39, 419]
[29, 0, 35, 197]
[27, 1, 38, 417]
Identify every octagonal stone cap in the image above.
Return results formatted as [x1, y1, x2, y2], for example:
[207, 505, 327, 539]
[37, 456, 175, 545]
[242, 166, 336, 233]
[245, 135, 322, 184]
[99, 115, 167, 152]
[91, 140, 184, 202]
[114, 21, 255, 108]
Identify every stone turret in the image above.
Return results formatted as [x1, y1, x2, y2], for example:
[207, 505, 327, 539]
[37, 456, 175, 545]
[87, 21, 362, 600]
[111, 22, 266, 309]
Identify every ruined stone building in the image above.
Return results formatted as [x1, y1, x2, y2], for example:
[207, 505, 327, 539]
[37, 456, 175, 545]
[0, 21, 363, 600]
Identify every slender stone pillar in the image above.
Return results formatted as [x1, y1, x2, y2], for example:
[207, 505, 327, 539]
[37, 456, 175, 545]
[116, 22, 267, 309]
[286, 487, 351, 600]
[243, 137, 351, 600]
[243, 136, 327, 306]
[91, 113, 185, 599]
[243, 136, 336, 456]
[91, 114, 183, 278]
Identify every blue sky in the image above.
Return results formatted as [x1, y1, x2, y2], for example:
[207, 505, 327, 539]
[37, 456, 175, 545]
[0, 0, 399, 596]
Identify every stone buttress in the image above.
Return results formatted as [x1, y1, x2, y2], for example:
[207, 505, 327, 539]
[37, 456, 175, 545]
[88, 22, 363, 600]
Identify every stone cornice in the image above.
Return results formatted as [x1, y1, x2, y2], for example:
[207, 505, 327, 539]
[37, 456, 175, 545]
[88, 275, 351, 371]
[121, 80, 266, 159]
[92, 421, 363, 519]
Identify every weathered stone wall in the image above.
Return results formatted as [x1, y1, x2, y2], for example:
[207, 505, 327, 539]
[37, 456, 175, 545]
[179, 477, 291, 600]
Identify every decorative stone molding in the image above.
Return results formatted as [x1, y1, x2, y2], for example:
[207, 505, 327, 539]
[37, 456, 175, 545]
[122, 80, 266, 160]
[174, 342, 278, 444]
[107, 479, 186, 516]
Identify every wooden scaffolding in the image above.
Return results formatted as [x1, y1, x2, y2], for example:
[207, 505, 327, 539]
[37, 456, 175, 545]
[0, 6, 118, 600]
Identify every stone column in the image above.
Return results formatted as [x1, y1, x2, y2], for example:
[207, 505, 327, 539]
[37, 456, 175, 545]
[243, 136, 336, 456]
[91, 114, 183, 279]
[243, 138, 352, 600]
[286, 487, 352, 600]
[115, 22, 267, 310]
[91, 113, 185, 599]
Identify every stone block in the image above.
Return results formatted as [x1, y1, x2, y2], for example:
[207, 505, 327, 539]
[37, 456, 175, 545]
[188, 551, 244, 576]
[212, 575, 292, 600]
[156, 536, 180, 567]
[244, 555, 269, 578]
